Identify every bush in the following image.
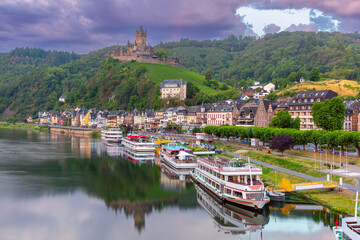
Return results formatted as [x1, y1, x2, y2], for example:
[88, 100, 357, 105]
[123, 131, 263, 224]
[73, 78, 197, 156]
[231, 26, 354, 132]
[91, 131, 101, 139]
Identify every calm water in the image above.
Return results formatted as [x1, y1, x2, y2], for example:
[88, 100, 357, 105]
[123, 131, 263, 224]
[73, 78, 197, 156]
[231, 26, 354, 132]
[0, 129, 336, 240]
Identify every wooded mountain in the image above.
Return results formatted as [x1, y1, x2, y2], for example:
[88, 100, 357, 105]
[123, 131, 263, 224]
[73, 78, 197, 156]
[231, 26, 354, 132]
[156, 32, 360, 88]
[2, 31, 360, 119]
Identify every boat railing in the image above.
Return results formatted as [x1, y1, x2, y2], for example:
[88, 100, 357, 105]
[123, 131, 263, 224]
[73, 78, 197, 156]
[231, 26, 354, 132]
[228, 179, 263, 186]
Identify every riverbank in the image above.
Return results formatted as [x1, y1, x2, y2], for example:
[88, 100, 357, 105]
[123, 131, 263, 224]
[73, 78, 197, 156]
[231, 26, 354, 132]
[224, 152, 355, 215]
[0, 123, 49, 132]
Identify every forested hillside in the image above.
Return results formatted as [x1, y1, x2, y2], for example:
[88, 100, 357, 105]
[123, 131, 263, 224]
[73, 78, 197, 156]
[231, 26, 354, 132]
[3, 31, 360, 119]
[156, 32, 360, 89]
[0, 47, 81, 83]
[0, 51, 234, 119]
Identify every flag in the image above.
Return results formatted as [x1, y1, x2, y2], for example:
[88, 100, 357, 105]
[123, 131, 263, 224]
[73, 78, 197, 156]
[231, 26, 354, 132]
[340, 151, 342, 157]
[346, 150, 348, 158]
[325, 149, 327, 155]
[332, 151, 334, 156]
[313, 147, 316, 153]
[319, 148, 321, 154]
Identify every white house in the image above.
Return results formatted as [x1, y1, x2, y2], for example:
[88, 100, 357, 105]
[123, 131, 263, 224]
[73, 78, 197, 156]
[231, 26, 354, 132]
[264, 83, 275, 92]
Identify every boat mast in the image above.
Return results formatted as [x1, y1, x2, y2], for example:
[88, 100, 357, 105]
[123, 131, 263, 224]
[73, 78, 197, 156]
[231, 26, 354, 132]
[248, 157, 253, 186]
[355, 190, 358, 219]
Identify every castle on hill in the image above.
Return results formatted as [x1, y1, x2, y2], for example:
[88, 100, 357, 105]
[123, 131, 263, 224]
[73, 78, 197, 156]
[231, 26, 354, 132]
[108, 26, 180, 66]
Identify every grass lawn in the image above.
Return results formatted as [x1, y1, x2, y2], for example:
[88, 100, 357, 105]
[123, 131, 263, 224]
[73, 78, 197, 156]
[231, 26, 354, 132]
[287, 149, 360, 167]
[302, 190, 357, 215]
[213, 141, 249, 152]
[277, 79, 360, 97]
[130, 62, 217, 94]
[243, 151, 357, 185]
[262, 167, 306, 185]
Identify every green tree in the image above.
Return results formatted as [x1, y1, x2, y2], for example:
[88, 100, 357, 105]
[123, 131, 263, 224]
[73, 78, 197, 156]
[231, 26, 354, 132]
[269, 110, 300, 129]
[309, 67, 320, 81]
[205, 70, 212, 81]
[287, 72, 298, 82]
[312, 97, 345, 131]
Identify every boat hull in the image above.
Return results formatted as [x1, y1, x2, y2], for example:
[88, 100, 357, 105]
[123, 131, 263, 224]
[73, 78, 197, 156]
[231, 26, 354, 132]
[191, 171, 270, 210]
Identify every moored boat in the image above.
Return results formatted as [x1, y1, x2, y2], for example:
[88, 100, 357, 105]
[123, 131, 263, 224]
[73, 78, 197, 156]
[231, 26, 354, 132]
[101, 128, 123, 143]
[342, 191, 360, 240]
[190, 156, 270, 210]
[122, 134, 155, 163]
[161, 143, 197, 169]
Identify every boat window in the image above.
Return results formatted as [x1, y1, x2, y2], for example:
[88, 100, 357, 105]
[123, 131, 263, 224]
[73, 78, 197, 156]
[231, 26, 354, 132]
[228, 176, 234, 182]
[226, 188, 231, 195]
[233, 191, 242, 198]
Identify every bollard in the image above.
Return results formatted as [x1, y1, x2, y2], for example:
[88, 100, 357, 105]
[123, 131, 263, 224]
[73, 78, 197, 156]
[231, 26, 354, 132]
[339, 177, 343, 186]
[327, 174, 330, 181]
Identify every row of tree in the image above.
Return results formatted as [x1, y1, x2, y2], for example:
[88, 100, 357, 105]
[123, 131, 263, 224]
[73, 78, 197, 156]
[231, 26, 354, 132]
[203, 125, 360, 157]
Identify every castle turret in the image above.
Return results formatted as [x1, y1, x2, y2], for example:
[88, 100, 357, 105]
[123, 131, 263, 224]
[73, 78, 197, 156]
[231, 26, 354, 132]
[136, 25, 147, 52]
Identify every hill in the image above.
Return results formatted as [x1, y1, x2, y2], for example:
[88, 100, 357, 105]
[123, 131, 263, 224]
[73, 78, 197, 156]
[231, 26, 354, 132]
[276, 80, 360, 98]
[0, 47, 81, 84]
[129, 62, 216, 94]
[0, 54, 234, 119]
[156, 32, 360, 88]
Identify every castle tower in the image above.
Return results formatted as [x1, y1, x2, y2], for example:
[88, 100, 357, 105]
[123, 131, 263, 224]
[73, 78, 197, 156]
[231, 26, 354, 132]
[136, 25, 147, 52]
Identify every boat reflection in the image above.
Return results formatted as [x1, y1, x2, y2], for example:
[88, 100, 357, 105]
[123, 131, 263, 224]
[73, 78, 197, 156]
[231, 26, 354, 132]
[160, 162, 193, 192]
[195, 184, 269, 235]
[101, 142, 124, 157]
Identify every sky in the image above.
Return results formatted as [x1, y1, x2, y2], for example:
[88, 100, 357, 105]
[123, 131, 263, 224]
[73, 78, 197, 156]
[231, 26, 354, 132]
[0, 0, 359, 53]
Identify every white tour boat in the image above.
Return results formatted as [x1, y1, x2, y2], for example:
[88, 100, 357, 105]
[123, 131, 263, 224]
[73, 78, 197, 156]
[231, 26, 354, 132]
[341, 191, 360, 240]
[190, 156, 270, 210]
[101, 128, 123, 143]
[161, 143, 197, 169]
[122, 135, 155, 162]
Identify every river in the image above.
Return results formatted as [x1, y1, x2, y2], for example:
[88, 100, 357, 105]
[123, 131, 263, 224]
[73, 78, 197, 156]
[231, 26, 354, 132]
[0, 129, 337, 240]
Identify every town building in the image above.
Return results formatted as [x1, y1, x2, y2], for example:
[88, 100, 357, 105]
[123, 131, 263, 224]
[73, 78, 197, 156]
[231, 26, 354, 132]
[253, 89, 269, 99]
[254, 99, 274, 127]
[299, 77, 306, 83]
[207, 105, 239, 126]
[288, 90, 338, 130]
[264, 83, 275, 92]
[160, 79, 187, 101]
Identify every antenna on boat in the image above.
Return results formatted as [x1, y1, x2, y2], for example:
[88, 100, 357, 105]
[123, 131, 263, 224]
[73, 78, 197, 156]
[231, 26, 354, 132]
[248, 157, 253, 186]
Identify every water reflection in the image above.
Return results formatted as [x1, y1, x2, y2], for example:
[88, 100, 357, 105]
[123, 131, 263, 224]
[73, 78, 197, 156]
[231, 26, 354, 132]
[195, 184, 268, 235]
[0, 129, 336, 239]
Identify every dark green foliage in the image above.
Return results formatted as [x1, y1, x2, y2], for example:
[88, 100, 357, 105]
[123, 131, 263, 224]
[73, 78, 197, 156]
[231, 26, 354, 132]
[156, 32, 360, 85]
[203, 125, 360, 156]
[270, 134, 294, 155]
[312, 97, 346, 131]
[309, 68, 320, 81]
[269, 110, 300, 129]
[154, 48, 170, 61]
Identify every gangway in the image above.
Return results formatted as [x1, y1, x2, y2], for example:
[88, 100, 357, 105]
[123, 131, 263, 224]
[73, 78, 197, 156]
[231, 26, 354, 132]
[268, 178, 337, 193]
[154, 138, 171, 154]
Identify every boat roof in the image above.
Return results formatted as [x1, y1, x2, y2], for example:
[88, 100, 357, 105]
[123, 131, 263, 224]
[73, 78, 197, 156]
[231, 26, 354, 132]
[164, 145, 191, 151]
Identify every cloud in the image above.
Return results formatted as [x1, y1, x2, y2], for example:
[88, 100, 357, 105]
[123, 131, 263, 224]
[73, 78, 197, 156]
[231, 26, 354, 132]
[0, 0, 359, 52]
[285, 23, 318, 32]
[263, 24, 281, 34]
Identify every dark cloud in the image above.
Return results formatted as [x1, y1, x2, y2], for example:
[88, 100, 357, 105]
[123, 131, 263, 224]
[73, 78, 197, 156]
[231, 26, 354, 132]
[0, 0, 359, 53]
[263, 24, 281, 34]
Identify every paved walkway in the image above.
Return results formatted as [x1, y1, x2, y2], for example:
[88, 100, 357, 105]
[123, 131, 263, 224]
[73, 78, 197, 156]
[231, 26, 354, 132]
[224, 151, 360, 193]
